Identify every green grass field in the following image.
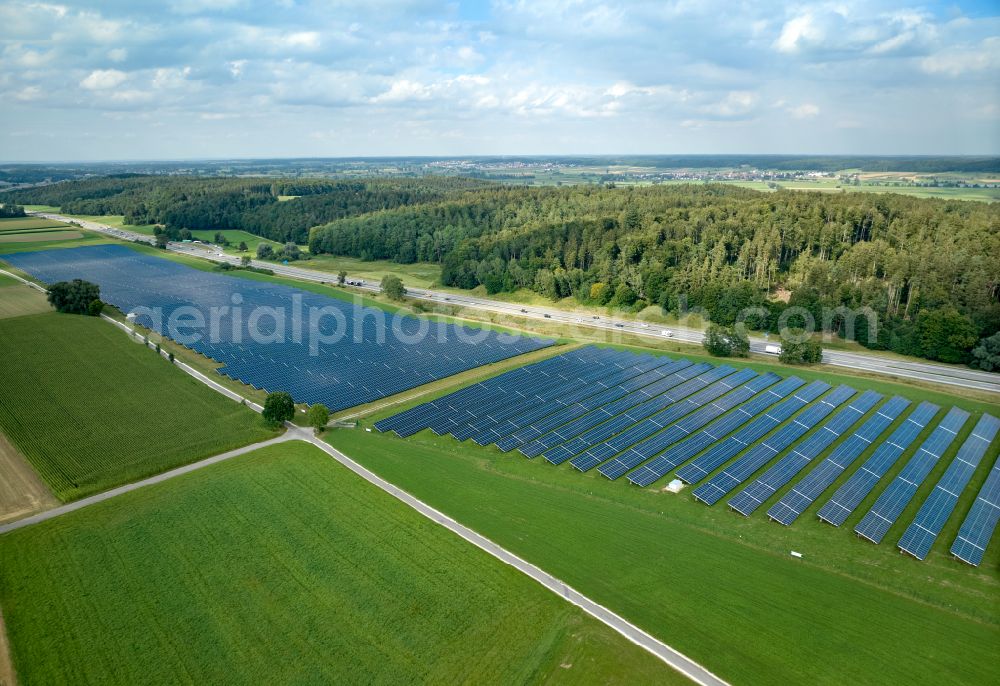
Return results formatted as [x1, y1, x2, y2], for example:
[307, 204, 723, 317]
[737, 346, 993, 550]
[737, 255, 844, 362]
[325, 424, 999, 686]
[0, 312, 275, 501]
[0, 217, 71, 232]
[0, 442, 678, 685]
[188, 229, 281, 253]
[60, 214, 161, 235]
[0, 230, 83, 244]
[297, 254, 443, 289]
[0, 283, 50, 319]
[0, 231, 111, 256]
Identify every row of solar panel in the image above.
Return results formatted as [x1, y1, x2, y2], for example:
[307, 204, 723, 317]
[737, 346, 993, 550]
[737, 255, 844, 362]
[4, 245, 554, 411]
[376, 346, 1000, 565]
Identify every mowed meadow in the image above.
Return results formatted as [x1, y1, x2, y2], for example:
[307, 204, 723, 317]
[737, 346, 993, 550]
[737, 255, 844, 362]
[0, 310, 274, 500]
[325, 423, 1000, 686]
[0, 442, 679, 686]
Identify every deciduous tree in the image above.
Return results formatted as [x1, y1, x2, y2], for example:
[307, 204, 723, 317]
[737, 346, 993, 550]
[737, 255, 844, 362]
[262, 391, 295, 426]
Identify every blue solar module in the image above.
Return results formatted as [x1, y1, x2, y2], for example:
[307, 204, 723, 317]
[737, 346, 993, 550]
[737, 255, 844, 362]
[377, 350, 571, 433]
[425, 350, 600, 436]
[586, 368, 763, 477]
[897, 413, 1000, 560]
[676, 380, 830, 485]
[677, 377, 830, 484]
[766, 395, 910, 525]
[597, 370, 775, 480]
[542, 364, 730, 466]
[477, 355, 674, 447]
[453, 350, 633, 442]
[691, 385, 857, 506]
[626, 376, 805, 487]
[378, 349, 586, 436]
[493, 355, 679, 452]
[853, 407, 970, 544]
[6, 245, 553, 412]
[951, 452, 1000, 566]
[517, 360, 704, 458]
[816, 401, 940, 526]
[569, 367, 754, 472]
[728, 390, 882, 516]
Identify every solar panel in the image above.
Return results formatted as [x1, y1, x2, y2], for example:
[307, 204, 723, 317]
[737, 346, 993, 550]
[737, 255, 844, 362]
[626, 376, 805, 487]
[591, 369, 766, 478]
[676, 380, 830, 485]
[426, 351, 596, 436]
[379, 349, 582, 436]
[493, 355, 679, 452]
[466, 351, 653, 445]
[453, 350, 634, 442]
[377, 350, 577, 435]
[897, 413, 1000, 560]
[543, 364, 731, 466]
[728, 390, 882, 516]
[853, 407, 970, 544]
[569, 367, 755, 472]
[677, 377, 830, 484]
[816, 401, 940, 526]
[518, 360, 704, 458]
[951, 452, 1000, 566]
[766, 395, 910, 525]
[8, 245, 553, 413]
[691, 385, 857, 506]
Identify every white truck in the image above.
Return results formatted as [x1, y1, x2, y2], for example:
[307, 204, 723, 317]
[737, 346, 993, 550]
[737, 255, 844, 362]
[764, 344, 782, 355]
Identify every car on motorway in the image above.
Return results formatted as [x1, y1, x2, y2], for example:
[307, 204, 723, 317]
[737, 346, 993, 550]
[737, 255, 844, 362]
[661, 330, 674, 337]
[520, 308, 528, 313]
[543, 313, 551, 318]
[641, 323, 649, 328]
[615, 323, 624, 328]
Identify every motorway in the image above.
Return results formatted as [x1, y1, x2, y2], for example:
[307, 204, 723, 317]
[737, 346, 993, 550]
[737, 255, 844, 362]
[32, 211, 1000, 395]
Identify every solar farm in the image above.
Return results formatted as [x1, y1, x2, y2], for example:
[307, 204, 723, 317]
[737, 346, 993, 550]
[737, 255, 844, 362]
[3, 245, 552, 412]
[377, 346, 1000, 566]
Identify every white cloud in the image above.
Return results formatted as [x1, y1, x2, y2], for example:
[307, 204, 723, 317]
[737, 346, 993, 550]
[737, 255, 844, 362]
[152, 66, 192, 90]
[285, 31, 321, 50]
[703, 91, 757, 118]
[109, 89, 152, 104]
[80, 69, 127, 90]
[16, 85, 43, 101]
[790, 103, 820, 119]
[0, 0, 997, 158]
[774, 13, 821, 53]
[371, 79, 434, 104]
[921, 37, 1000, 76]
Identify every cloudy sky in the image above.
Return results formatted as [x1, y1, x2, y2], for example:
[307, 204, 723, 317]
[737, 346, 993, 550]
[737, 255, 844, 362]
[1, 0, 998, 160]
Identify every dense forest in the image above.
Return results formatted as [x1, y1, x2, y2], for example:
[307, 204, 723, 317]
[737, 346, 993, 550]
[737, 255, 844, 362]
[7, 175, 487, 243]
[6, 177, 999, 365]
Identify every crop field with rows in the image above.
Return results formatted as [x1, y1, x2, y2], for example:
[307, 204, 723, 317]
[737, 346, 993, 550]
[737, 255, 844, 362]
[0, 312, 274, 500]
[0, 442, 676, 685]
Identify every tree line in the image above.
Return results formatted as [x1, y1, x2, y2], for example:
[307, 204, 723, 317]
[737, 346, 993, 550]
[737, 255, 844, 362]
[7, 177, 998, 366]
[309, 183, 998, 365]
[7, 175, 487, 244]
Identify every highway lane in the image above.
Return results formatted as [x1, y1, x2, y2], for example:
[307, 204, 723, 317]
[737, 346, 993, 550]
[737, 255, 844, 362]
[31, 211, 1000, 394]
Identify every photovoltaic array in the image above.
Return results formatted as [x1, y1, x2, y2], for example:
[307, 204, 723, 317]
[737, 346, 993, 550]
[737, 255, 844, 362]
[377, 345, 1000, 564]
[4, 245, 552, 411]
